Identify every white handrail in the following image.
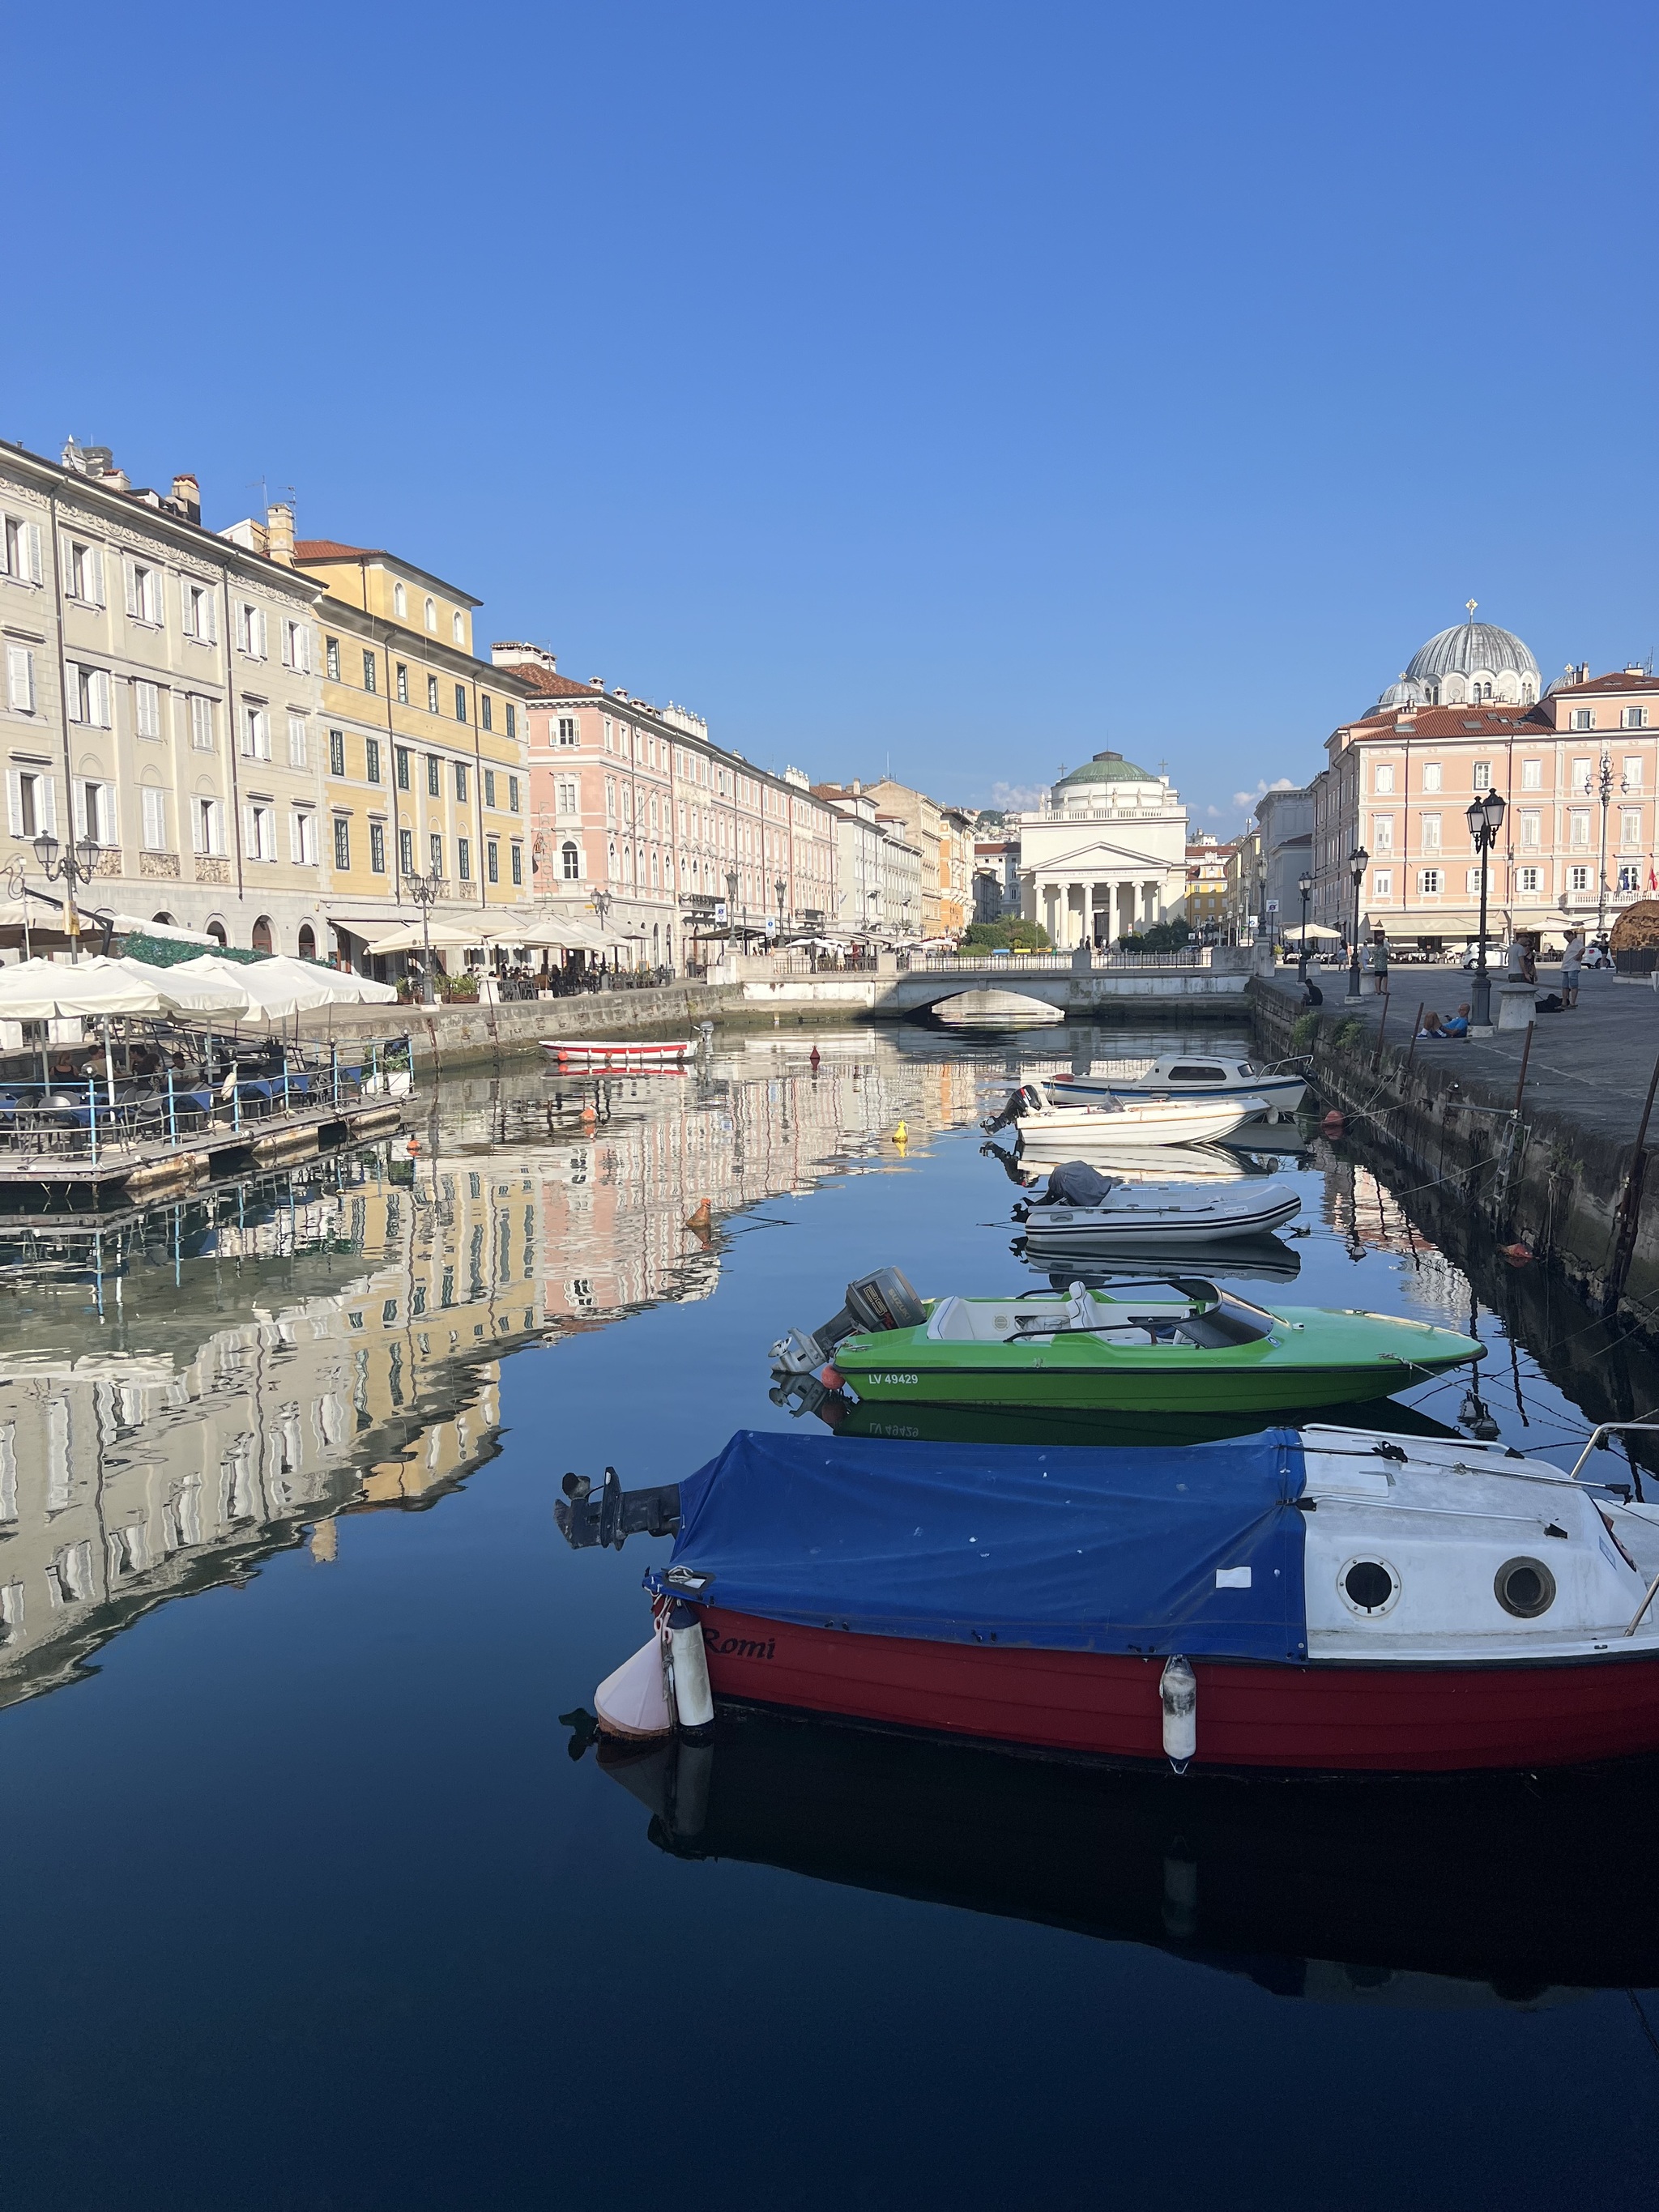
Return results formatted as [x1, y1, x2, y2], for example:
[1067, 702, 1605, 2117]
[1567, 1421, 1659, 1485]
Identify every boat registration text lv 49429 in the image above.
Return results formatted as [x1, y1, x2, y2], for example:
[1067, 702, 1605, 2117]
[867, 1372, 919, 1386]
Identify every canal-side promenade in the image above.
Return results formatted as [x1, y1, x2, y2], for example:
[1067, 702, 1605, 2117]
[1253, 965, 1659, 1336]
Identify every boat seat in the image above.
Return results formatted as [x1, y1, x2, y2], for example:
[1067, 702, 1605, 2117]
[924, 1296, 979, 1342]
[1174, 1309, 1271, 1349]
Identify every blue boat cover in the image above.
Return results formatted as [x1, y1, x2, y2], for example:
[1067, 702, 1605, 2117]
[659, 1430, 1309, 1663]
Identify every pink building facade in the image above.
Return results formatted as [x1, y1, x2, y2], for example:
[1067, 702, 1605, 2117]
[493, 646, 836, 968]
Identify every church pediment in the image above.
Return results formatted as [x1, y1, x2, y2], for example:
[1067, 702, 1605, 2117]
[1024, 836, 1174, 872]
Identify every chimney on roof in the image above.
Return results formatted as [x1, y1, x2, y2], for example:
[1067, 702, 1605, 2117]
[490, 642, 557, 671]
[265, 502, 294, 566]
[590, 676, 604, 690]
[1580, 663, 1591, 684]
[170, 473, 201, 524]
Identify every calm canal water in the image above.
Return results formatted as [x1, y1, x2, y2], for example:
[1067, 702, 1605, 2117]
[1, 1021, 1656, 2211]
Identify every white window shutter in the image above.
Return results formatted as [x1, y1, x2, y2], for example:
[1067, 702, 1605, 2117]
[26, 525, 42, 584]
[64, 663, 81, 722]
[72, 782, 87, 840]
[280, 621, 292, 668]
[254, 606, 267, 659]
[88, 547, 104, 606]
[5, 772, 20, 837]
[242, 803, 255, 858]
[203, 590, 217, 643]
[6, 646, 32, 712]
[92, 669, 111, 727]
[41, 777, 57, 838]
[124, 560, 139, 617]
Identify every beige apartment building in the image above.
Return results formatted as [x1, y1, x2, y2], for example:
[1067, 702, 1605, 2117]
[497, 644, 837, 968]
[0, 438, 337, 954]
[1311, 615, 1659, 947]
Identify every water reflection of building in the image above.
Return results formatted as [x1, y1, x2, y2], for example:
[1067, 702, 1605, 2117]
[0, 1041, 988, 1710]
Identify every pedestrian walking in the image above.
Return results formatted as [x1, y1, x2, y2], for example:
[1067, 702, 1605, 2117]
[1367, 931, 1389, 995]
[1561, 931, 1585, 1008]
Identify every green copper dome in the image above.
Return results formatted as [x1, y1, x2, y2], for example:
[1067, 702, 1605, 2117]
[1056, 750, 1158, 790]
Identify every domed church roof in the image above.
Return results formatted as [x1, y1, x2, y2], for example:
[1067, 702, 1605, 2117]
[1055, 750, 1158, 789]
[1374, 606, 1541, 711]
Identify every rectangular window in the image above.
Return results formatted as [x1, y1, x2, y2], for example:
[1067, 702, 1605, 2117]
[134, 680, 161, 739]
[457, 836, 471, 882]
[1418, 868, 1443, 894]
[0, 515, 42, 582]
[1371, 870, 1392, 897]
[1422, 762, 1442, 793]
[1520, 811, 1541, 848]
[241, 706, 271, 761]
[238, 603, 267, 658]
[480, 694, 493, 732]
[281, 620, 310, 672]
[505, 703, 516, 740]
[557, 716, 579, 747]
[395, 663, 409, 705]
[1373, 814, 1393, 850]
[425, 754, 440, 797]
[369, 820, 386, 874]
[1622, 808, 1643, 847]
[1569, 864, 1591, 892]
[394, 746, 412, 791]
[510, 842, 522, 885]
[326, 727, 346, 778]
[365, 737, 382, 784]
[1572, 709, 1593, 731]
[399, 827, 414, 876]
[484, 768, 497, 808]
[454, 682, 467, 722]
[486, 840, 499, 884]
[5, 645, 35, 714]
[1572, 757, 1593, 792]
[6, 769, 51, 838]
[291, 810, 317, 866]
[454, 761, 467, 803]
[75, 780, 115, 845]
[66, 541, 106, 606]
[194, 797, 223, 855]
[1472, 761, 1491, 790]
[125, 561, 160, 624]
[507, 776, 519, 812]
[1521, 759, 1542, 790]
[287, 713, 309, 769]
[1517, 865, 1541, 893]
[141, 787, 168, 852]
[1465, 867, 1484, 896]
[362, 650, 377, 694]
[1421, 813, 1441, 852]
[182, 580, 215, 640]
[429, 832, 443, 877]
[1624, 707, 1648, 730]
[333, 816, 351, 872]
[1571, 810, 1591, 847]
[190, 694, 215, 750]
[556, 776, 578, 816]
[427, 674, 439, 714]
[245, 803, 275, 861]
[1618, 863, 1641, 893]
[326, 635, 340, 679]
[1624, 757, 1644, 786]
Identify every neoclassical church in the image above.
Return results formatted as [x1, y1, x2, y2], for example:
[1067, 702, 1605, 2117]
[1372, 604, 1542, 712]
[1017, 751, 1189, 947]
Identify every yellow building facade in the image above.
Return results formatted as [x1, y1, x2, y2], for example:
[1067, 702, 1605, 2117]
[292, 539, 534, 962]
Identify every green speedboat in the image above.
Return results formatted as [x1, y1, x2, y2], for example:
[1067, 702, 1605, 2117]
[770, 1271, 1482, 1415]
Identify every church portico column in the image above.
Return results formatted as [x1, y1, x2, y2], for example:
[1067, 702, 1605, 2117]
[1115, 883, 1135, 943]
[1143, 881, 1158, 928]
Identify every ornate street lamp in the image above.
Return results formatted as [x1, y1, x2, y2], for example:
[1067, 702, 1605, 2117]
[1346, 846, 1369, 1001]
[1596, 752, 1618, 943]
[32, 830, 102, 964]
[726, 867, 740, 948]
[401, 866, 441, 1004]
[1297, 870, 1313, 982]
[775, 874, 787, 931]
[1465, 788, 1508, 1031]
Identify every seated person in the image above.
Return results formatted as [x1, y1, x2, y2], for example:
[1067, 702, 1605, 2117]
[1301, 976, 1324, 1006]
[1418, 1004, 1471, 1038]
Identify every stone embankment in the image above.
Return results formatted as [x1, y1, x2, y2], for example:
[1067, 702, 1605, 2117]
[295, 980, 744, 1078]
[1252, 969, 1659, 1342]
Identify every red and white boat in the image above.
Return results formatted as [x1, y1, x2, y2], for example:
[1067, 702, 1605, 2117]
[541, 1037, 695, 1065]
[559, 1421, 1659, 1775]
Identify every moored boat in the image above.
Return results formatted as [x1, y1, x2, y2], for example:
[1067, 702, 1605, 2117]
[1045, 1052, 1309, 1117]
[1014, 1157, 1301, 1247]
[541, 1037, 694, 1064]
[559, 1423, 1659, 1774]
[984, 1078, 1265, 1149]
[768, 1266, 1481, 1413]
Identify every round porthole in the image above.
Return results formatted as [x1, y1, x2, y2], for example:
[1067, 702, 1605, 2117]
[1339, 1557, 1399, 1616]
[1495, 1557, 1556, 1619]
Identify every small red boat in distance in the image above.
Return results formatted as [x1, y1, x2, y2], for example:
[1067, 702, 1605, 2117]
[541, 1038, 695, 1066]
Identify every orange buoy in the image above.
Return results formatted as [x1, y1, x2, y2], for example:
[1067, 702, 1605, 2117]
[1321, 1110, 1346, 1136]
[820, 1363, 845, 1392]
[407, 1136, 420, 1156]
[580, 1103, 597, 1123]
[685, 1198, 713, 1231]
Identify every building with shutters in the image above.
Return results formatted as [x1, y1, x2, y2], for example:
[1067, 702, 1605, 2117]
[1310, 612, 1659, 949]
[0, 437, 331, 953]
[290, 540, 535, 968]
[499, 645, 837, 970]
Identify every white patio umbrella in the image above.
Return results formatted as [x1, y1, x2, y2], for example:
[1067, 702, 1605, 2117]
[1282, 923, 1342, 941]
[88, 957, 251, 1016]
[177, 955, 340, 1021]
[363, 920, 492, 955]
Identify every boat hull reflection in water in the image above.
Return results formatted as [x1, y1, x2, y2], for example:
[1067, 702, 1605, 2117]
[598, 1715, 1659, 2006]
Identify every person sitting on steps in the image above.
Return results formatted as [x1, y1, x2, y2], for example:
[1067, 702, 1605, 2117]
[1418, 1004, 1471, 1038]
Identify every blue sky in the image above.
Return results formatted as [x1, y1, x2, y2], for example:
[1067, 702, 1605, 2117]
[6, 2, 1654, 828]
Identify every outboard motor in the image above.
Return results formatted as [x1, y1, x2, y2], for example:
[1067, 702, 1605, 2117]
[770, 1266, 927, 1377]
[982, 1084, 1039, 1135]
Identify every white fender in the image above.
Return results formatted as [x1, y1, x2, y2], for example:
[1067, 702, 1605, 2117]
[594, 1636, 673, 1739]
[667, 1602, 714, 1733]
[1160, 1654, 1196, 1770]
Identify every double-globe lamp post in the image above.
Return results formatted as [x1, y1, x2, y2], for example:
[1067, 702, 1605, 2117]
[401, 866, 440, 1004]
[1296, 870, 1313, 982]
[32, 831, 103, 965]
[1345, 846, 1369, 1001]
[1466, 788, 1507, 1032]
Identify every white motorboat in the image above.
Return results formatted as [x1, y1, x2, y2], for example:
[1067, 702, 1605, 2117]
[983, 1077, 1267, 1149]
[1045, 1052, 1308, 1118]
[541, 1037, 694, 1065]
[1014, 1158, 1301, 1247]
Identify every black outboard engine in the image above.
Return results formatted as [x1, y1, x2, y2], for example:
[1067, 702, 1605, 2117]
[770, 1266, 927, 1377]
[982, 1084, 1039, 1134]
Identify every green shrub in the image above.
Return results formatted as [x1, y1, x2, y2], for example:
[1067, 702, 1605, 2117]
[1331, 1016, 1365, 1051]
[1120, 918, 1192, 953]
[962, 918, 1051, 951]
[1290, 1012, 1320, 1052]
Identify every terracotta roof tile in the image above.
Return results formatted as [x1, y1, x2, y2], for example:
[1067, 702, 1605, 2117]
[1552, 671, 1659, 696]
[292, 539, 379, 560]
[514, 665, 597, 698]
